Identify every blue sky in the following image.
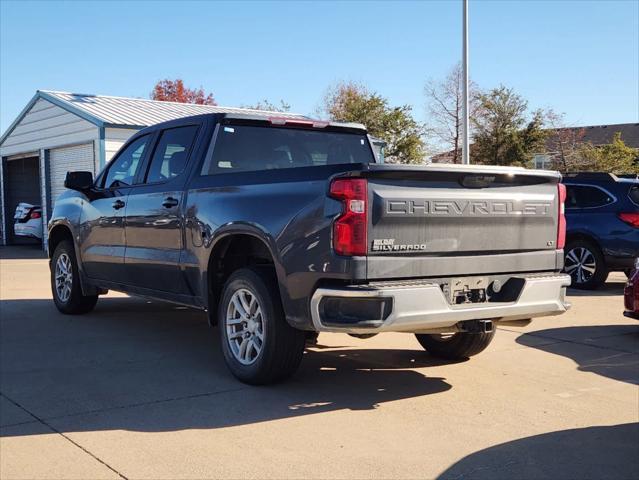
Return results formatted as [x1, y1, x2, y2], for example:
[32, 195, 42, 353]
[1, 0, 638, 135]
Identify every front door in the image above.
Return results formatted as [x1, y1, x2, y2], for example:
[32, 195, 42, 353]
[123, 124, 201, 293]
[80, 134, 152, 282]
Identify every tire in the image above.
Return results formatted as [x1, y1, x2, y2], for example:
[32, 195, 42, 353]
[415, 330, 496, 360]
[50, 240, 98, 314]
[564, 238, 608, 290]
[218, 267, 306, 385]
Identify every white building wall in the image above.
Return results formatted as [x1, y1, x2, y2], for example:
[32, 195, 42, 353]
[0, 98, 98, 157]
[105, 127, 140, 163]
[0, 98, 99, 246]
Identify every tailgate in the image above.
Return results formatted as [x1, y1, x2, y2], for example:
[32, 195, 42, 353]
[363, 164, 561, 277]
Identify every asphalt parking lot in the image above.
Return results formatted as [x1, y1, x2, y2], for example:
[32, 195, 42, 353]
[1, 245, 638, 480]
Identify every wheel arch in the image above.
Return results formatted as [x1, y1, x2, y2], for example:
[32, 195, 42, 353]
[48, 221, 100, 296]
[48, 221, 75, 259]
[565, 231, 604, 254]
[204, 224, 290, 327]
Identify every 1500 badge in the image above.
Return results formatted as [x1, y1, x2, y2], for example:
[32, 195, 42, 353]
[372, 238, 428, 252]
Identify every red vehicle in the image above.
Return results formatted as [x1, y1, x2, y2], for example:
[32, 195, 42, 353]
[624, 259, 639, 319]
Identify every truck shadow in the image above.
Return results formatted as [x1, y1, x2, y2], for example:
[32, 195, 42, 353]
[516, 325, 639, 385]
[0, 297, 452, 437]
[437, 423, 639, 480]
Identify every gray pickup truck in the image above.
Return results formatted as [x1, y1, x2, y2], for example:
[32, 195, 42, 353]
[49, 113, 571, 384]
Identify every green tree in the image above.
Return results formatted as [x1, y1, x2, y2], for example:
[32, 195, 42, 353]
[471, 85, 546, 167]
[322, 82, 425, 164]
[576, 133, 639, 174]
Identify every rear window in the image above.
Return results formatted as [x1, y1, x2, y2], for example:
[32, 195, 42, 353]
[200, 125, 374, 175]
[629, 185, 639, 206]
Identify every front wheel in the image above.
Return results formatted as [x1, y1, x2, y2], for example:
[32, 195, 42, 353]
[415, 330, 496, 360]
[50, 240, 98, 314]
[218, 267, 306, 385]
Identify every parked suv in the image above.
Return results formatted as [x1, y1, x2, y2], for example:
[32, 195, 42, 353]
[48, 113, 570, 384]
[562, 173, 639, 289]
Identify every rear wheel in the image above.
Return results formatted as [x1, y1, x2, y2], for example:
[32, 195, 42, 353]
[50, 240, 98, 314]
[415, 330, 496, 360]
[218, 267, 306, 385]
[564, 239, 608, 290]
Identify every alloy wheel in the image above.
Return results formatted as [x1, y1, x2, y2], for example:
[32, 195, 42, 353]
[55, 253, 73, 302]
[225, 288, 265, 365]
[565, 247, 596, 284]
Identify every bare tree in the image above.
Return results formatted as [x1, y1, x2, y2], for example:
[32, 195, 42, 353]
[243, 99, 291, 112]
[424, 63, 479, 163]
[544, 110, 586, 171]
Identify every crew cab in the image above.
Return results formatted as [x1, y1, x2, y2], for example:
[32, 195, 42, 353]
[48, 113, 571, 384]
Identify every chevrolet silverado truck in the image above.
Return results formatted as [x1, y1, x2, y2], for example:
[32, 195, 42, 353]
[48, 113, 571, 384]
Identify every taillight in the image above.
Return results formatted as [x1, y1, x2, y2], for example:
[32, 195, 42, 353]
[30, 211, 41, 219]
[618, 212, 639, 228]
[557, 183, 566, 249]
[329, 178, 368, 256]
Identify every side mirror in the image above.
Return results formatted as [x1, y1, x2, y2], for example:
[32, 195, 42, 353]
[64, 171, 93, 192]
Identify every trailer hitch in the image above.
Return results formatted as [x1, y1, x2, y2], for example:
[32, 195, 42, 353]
[458, 319, 494, 334]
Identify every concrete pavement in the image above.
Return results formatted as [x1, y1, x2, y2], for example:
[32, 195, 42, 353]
[1, 246, 637, 479]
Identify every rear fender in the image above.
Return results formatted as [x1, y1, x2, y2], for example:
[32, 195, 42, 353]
[203, 223, 298, 327]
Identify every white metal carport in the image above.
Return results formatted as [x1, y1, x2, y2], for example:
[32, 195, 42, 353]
[0, 90, 306, 249]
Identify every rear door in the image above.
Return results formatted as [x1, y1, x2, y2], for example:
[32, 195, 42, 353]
[123, 123, 202, 293]
[564, 183, 616, 237]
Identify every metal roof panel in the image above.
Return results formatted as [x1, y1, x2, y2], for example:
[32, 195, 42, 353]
[41, 91, 309, 127]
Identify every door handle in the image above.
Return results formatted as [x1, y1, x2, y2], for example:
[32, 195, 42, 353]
[162, 197, 179, 208]
[112, 199, 125, 210]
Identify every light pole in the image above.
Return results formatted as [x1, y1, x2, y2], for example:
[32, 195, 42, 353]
[461, 0, 470, 164]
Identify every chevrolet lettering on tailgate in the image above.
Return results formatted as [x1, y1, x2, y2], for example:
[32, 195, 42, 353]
[385, 199, 552, 217]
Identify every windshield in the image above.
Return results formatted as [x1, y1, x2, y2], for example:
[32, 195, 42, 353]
[201, 125, 374, 175]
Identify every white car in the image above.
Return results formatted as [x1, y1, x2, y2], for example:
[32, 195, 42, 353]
[13, 203, 43, 240]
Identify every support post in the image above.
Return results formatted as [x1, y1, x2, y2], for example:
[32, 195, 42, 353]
[462, 0, 470, 165]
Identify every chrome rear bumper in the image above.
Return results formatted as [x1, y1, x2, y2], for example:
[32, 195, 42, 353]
[310, 274, 571, 334]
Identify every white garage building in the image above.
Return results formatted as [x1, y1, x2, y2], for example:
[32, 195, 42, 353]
[0, 90, 305, 248]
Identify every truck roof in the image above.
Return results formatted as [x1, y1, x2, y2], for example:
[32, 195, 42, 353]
[135, 112, 368, 136]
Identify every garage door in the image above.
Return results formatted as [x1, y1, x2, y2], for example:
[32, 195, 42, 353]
[49, 143, 95, 208]
[3, 156, 41, 244]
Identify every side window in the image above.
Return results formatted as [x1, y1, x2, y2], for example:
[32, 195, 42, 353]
[145, 125, 199, 183]
[103, 135, 150, 188]
[568, 185, 614, 209]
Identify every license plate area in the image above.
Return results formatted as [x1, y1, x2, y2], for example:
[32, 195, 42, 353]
[442, 277, 488, 305]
